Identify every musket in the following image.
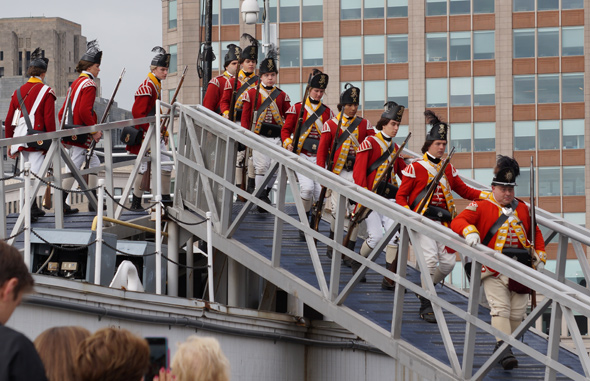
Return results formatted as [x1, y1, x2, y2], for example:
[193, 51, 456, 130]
[342, 133, 412, 248]
[140, 65, 188, 192]
[290, 73, 313, 154]
[239, 79, 262, 192]
[228, 71, 240, 122]
[530, 156, 537, 308]
[415, 147, 456, 217]
[83, 67, 126, 171]
[310, 111, 344, 231]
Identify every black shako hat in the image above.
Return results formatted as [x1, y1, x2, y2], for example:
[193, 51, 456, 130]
[151, 46, 170, 68]
[424, 110, 448, 141]
[492, 155, 520, 186]
[224, 44, 241, 68]
[382, 101, 405, 123]
[241, 33, 258, 62]
[340, 83, 360, 105]
[81, 39, 102, 65]
[29, 47, 48, 70]
[309, 69, 329, 90]
[259, 48, 278, 75]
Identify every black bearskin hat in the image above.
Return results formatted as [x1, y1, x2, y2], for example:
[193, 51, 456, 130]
[424, 110, 448, 141]
[340, 83, 360, 105]
[224, 43, 241, 68]
[151, 46, 170, 68]
[29, 47, 49, 70]
[309, 69, 329, 90]
[382, 101, 405, 123]
[259, 47, 278, 75]
[492, 155, 520, 186]
[241, 33, 259, 62]
[81, 39, 102, 65]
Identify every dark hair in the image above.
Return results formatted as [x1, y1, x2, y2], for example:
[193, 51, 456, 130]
[27, 66, 46, 77]
[375, 117, 391, 131]
[0, 241, 34, 300]
[75, 60, 96, 73]
[421, 141, 433, 154]
[239, 57, 257, 65]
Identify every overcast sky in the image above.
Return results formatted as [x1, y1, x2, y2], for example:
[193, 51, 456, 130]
[4, 0, 163, 110]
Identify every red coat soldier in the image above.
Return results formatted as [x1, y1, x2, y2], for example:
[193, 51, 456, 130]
[202, 44, 241, 114]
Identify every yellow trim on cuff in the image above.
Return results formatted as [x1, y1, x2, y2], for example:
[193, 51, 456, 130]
[283, 138, 293, 149]
[462, 225, 479, 237]
[536, 250, 547, 263]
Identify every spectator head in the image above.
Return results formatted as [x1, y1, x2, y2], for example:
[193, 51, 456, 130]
[76, 327, 149, 381]
[34, 326, 91, 381]
[0, 241, 34, 324]
[172, 336, 230, 381]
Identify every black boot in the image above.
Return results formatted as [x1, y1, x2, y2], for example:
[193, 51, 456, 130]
[326, 230, 334, 259]
[343, 239, 356, 267]
[494, 341, 518, 370]
[351, 260, 367, 282]
[130, 194, 143, 210]
[246, 177, 256, 194]
[31, 199, 45, 218]
[257, 188, 271, 213]
[382, 260, 397, 291]
[88, 190, 106, 213]
[63, 192, 79, 215]
[299, 211, 311, 240]
[418, 295, 436, 323]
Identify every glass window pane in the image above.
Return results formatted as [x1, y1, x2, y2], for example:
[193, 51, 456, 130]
[169, 44, 178, 74]
[258, 0, 277, 23]
[474, 122, 495, 152]
[537, 0, 558, 11]
[427, 78, 448, 107]
[474, 76, 495, 106]
[513, 29, 535, 58]
[387, 34, 408, 63]
[341, 0, 361, 19]
[538, 120, 559, 150]
[212, 0, 219, 25]
[537, 74, 559, 104]
[221, 0, 240, 25]
[513, 75, 535, 104]
[564, 213, 586, 227]
[450, 77, 471, 107]
[474, 168, 493, 186]
[538, 167, 560, 197]
[279, 39, 300, 68]
[537, 28, 559, 57]
[450, 0, 470, 15]
[387, 0, 408, 17]
[302, 38, 323, 66]
[426, 33, 447, 62]
[280, 0, 300, 22]
[513, 0, 534, 11]
[514, 121, 536, 151]
[364, 81, 385, 109]
[562, 27, 584, 56]
[210, 42, 219, 71]
[515, 167, 530, 197]
[302, 0, 322, 22]
[474, 31, 494, 60]
[473, 0, 494, 13]
[562, 0, 583, 9]
[451, 123, 472, 153]
[393, 125, 409, 146]
[562, 73, 584, 103]
[426, 0, 447, 16]
[450, 32, 470, 61]
[365, 0, 385, 19]
[364, 35, 385, 64]
[387, 79, 409, 106]
[280, 83, 302, 102]
[563, 119, 584, 149]
[168, 0, 177, 29]
[341, 37, 362, 65]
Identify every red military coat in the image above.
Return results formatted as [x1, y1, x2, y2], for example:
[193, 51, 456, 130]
[58, 73, 97, 148]
[220, 71, 258, 118]
[5, 78, 56, 153]
[202, 71, 232, 114]
[353, 133, 406, 190]
[316, 114, 374, 172]
[127, 73, 161, 154]
[240, 86, 291, 132]
[281, 100, 333, 155]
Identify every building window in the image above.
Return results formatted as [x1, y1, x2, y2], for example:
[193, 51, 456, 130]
[474, 76, 495, 106]
[302, 38, 323, 66]
[513, 0, 534, 11]
[365, 0, 385, 18]
[563, 167, 585, 196]
[450, 0, 470, 15]
[426, 33, 447, 62]
[302, 0, 322, 21]
[562, 73, 584, 103]
[387, 79, 409, 107]
[513, 29, 535, 58]
[450, 77, 471, 107]
[258, 0, 277, 23]
[387, 0, 408, 17]
[537, 0, 558, 11]
[474, 122, 495, 152]
[564, 213, 585, 227]
[280, 0, 299, 22]
[426, 78, 447, 107]
[212, 0, 219, 25]
[169, 44, 177, 74]
[280, 83, 302, 102]
[0, 67, 3, 78]
[393, 125, 409, 146]
[169, 89, 176, 103]
[211, 42, 219, 71]
[340, 36, 362, 65]
[562, 27, 584, 57]
[473, 31, 494, 60]
[515, 167, 530, 197]
[364, 81, 385, 109]
[537, 28, 559, 57]
[514, 121, 536, 151]
[221, 0, 240, 25]
[450, 32, 470, 61]
[473, 0, 494, 13]
[168, 0, 177, 29]
[538, 120, 559, 150]
[538, 167, 560, 197]
[427, 0, 447, 16]
[537, 74, 559, 103]
[364, 35, 385, 64]
[513, 75, 535, 104]
[451, 123, 471, 153]
[563, 0, 583, 9]
[563, 119, 584, 149]
[279, 39, 300, 67]
[341, 0, 361, 19]
[387, 34, 408, 63]
[0, 51, 3, 60]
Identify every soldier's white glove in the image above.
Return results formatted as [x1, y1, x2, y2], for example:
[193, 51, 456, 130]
[465, 233, 480, 247]
[533, 250, 546, 271]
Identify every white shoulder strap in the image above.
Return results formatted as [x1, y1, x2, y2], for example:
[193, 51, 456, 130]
[72, 78, 91, 110]
[29, 85, 49, 115]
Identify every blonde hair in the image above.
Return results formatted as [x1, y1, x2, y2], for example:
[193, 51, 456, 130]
[172, 336, 230, 381]
[34, 326, 91, 381]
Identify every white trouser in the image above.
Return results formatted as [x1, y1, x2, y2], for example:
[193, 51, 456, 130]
[139, 139, 173, 174]
[296, 154, 321, 203]
[483, 274, 529, 320]
[253, 136, 281, 190]
[414, 221, 455, 277]
[65, 145, 99, 172]
[21, 150, 45, 176]
[364, 207, 398, 249]
[329, 169, 355, 217]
